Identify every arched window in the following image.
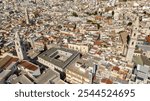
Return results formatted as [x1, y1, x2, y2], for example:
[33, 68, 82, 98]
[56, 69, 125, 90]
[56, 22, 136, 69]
[16, 42, 19, 46]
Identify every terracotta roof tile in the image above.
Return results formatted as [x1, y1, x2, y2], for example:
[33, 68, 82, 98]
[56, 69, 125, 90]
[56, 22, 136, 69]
[0, 55, 18, 69]
[19, 60, 38, 71]
[101, 78, 113, 84]
[146, 35, 150, 43]
[94, 40, 102, 45]
[112, 66, 120, 72]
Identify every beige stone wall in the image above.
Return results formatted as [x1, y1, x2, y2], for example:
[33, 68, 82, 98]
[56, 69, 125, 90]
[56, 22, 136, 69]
[68, 44, 89, 54]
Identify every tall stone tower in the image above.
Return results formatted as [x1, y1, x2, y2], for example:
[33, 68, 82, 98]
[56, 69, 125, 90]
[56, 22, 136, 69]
[33, 0, 36, 3]
[74, 0, 77, 4]
[3, 0, 8, 10]
[126, 16, 139, 62]
[15, 32, 27, 60]
[13, 0, 18, 11]
[25, 7, 30, 25]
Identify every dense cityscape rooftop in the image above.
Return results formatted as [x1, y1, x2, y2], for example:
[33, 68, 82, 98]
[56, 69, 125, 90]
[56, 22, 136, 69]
[0, 0, 150, 84]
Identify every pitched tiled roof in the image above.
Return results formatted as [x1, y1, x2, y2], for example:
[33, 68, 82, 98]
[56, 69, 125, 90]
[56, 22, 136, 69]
[0, 55, 18, 69]
[101, 78, 113, 84]
[19, 60, 38, 71]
